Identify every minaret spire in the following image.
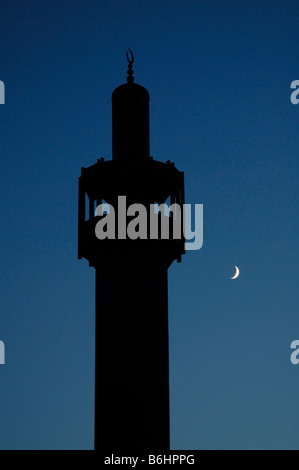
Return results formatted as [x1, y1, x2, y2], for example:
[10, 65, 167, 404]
[126, 49, 134, 83]
[78, 53, 186, 450]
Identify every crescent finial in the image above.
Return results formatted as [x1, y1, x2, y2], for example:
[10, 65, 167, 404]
[126, 49, 134, 65]
[126, 49, 134, 83]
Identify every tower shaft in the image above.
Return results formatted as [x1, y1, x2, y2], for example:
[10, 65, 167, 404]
[95, 257, 169, 450]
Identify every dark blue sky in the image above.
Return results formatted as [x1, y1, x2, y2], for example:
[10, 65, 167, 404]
[1, 0, 299, 450]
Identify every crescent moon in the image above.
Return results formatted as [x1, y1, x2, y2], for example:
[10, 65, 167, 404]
[231, 266, 240, 279]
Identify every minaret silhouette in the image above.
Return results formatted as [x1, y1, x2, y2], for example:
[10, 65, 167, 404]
[78, 51, 185, 451]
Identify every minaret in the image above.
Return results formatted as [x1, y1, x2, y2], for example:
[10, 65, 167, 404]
[78, 51, 185, 451]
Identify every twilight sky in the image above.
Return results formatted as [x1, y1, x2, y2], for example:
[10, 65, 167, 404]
[1, 0, 299, 450]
